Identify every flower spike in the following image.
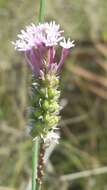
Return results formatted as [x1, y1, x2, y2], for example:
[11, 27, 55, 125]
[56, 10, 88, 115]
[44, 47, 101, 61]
[13, 21, 74, 144]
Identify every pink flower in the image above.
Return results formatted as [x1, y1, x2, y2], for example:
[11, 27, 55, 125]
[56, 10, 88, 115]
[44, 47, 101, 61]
[13, 21, 74, 76]
[57, 38, 75, 72]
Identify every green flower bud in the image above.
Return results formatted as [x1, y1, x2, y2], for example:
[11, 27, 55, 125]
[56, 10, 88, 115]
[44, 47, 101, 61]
[48, 88, 60, 99]
[44, 113, 50, 123]
[42, 100, 50, 110]
[48, 88, 55, 98]
[48, 116, 60, 129]
[39, 88, 47, 98]
[49, 101, 60, 113]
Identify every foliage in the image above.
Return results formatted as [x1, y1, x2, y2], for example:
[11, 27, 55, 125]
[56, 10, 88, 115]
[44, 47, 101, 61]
[0, 0, 107, 189]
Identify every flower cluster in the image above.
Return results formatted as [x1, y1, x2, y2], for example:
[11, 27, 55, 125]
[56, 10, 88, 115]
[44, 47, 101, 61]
[13, 21, 74, 144]
[13, 21, 74, 76]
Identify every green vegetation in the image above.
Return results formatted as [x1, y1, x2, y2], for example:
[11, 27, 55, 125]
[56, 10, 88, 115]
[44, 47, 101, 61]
[1, 0, 107, 189]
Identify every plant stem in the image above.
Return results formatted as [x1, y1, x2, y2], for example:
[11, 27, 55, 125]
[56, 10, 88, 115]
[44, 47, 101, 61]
[38, 0, 45, 22]
[37, 1, 45, 189]
[32, 1, 46, 190]
[38, 185, 42, 190]
[37, 142, 45, 185]
[32, 138, 39, 190]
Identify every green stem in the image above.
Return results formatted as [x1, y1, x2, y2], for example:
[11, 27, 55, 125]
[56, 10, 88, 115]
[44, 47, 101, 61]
[38, 185, 42, 190]
[32, 138, 39, 190]
[32, 1, 46, 190]
[38, 0, 45, 22]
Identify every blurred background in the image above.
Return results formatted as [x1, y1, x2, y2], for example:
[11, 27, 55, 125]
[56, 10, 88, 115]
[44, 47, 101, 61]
[1, 0, 107, 189]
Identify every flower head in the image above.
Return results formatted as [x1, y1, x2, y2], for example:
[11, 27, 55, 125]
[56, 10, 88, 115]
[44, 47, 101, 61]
[13, 21, 74, 76]
[13, 21, 63, 51]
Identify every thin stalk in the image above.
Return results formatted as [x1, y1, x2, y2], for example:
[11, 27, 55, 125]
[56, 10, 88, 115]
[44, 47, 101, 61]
[32, 138, 39, 190]
[38, 185, 42, 190]
[32, 1, 46, 190]
[38, 0, 45, 22]
[37, 142, 45, 186]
